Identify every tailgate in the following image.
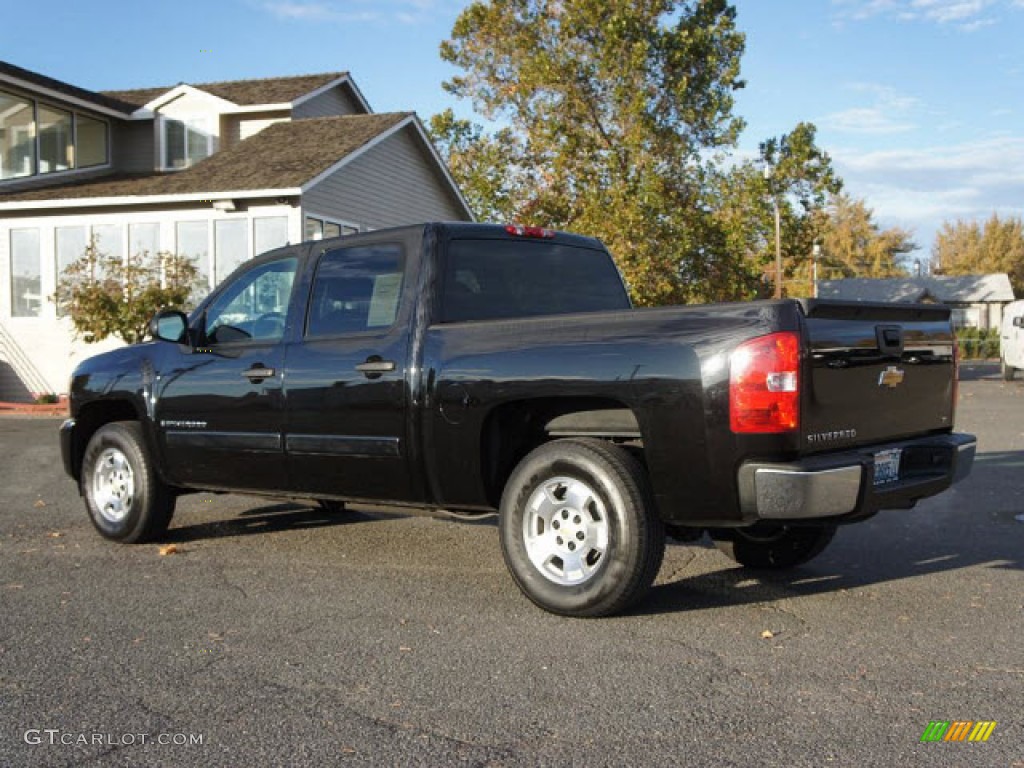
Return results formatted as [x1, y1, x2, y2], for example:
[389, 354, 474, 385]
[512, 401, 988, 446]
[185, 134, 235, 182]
[799, 300, 956, 453]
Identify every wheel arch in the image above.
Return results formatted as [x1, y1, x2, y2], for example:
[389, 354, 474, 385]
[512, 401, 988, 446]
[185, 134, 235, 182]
[479, 396, 643, 509]
[69, 399, 144, 483]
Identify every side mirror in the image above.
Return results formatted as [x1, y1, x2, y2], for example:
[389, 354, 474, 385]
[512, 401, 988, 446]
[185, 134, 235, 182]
[1015, 316, 1024, 328]
[149, 309, 188, 343]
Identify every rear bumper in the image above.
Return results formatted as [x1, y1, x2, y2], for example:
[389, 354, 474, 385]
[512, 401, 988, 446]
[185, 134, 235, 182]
[737, 432, 976, 522]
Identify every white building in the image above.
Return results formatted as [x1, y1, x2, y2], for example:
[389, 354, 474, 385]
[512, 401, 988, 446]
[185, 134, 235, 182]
[0, 61, 471, 400]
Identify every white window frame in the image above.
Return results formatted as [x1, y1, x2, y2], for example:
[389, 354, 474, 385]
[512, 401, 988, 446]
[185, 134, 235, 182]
[0, 89, 111, 184]
[303, 211, 362, 242]
[159, 114, 214, 172]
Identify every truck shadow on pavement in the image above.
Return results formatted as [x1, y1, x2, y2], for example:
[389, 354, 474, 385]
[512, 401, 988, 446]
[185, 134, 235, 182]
[162, 501, 375, 543]
[637, 448, 1024, 616]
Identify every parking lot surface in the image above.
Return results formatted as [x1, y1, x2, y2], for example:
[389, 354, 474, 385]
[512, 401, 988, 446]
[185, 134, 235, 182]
[1, 362, 1021, 767]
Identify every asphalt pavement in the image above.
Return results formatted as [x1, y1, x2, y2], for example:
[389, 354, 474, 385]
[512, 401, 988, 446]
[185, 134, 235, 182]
[1, 362, 1021, 767]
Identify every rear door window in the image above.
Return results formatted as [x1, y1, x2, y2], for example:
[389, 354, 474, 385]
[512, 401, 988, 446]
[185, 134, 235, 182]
[305, 244, 405, 337]
[441, 239, 629, 323]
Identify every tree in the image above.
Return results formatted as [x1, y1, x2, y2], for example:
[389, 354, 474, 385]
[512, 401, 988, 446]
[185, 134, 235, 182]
[710, 122, 841, 297]
[818, 193, 917, 280]
[438, 0, 749, 306]
[53, 235, 200, 344]
[932, 213, 1024, 295]
[429, 108, 527, 223]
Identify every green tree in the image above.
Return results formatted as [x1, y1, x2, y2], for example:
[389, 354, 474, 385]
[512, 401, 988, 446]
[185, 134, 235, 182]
[818, 193, 917, 280]
[53, 235, 200, 344]
[438, 0, 749, 305]
[932, 213, 1024, 295]
[713, 122, 841, 297]
[429, 108, 527, 222]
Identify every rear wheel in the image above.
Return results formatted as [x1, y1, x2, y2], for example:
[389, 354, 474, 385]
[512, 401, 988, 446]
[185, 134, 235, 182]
[1002, 357, 1016, 381]
[81, 422, 175, 543]
[709, 523, 835, 570]
[499, 438, 665, 617]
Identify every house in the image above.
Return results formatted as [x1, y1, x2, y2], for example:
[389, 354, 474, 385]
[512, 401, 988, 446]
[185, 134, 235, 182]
[0, 60, 472, 400]
[816, 274, 1016, 330]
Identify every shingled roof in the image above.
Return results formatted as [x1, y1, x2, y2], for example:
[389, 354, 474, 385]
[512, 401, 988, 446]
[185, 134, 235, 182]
[0, 60, 137, 114]
[0, 113, 412, 203]
[817, 275, 1015, 304]
[101, 72, 348, 110]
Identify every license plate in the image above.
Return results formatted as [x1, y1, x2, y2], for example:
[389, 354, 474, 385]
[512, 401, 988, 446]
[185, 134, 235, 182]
[873, 448, 902, 486]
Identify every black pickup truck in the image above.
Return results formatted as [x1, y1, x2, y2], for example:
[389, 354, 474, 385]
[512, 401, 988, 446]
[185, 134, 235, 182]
[61, 222, 976, 617]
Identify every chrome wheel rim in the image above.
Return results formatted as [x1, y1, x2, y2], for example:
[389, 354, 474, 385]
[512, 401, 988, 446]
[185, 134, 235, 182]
[522, 476, 609, 586]
[92, 448, 135, 523]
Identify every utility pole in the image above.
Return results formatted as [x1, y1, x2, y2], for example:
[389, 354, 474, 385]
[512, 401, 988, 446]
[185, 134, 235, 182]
[812, 243, 821, 298]
[764, 164, 782, 299]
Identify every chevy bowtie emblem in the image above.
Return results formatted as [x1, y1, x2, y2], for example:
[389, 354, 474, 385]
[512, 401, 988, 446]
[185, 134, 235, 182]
[878, 366, 905, 388]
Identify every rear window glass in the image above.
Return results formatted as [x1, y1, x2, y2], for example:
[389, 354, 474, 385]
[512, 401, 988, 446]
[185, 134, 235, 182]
[440, 239, 629, 323]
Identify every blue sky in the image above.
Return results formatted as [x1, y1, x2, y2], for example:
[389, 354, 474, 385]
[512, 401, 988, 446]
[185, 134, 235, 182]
[4, 0, 1023, 258]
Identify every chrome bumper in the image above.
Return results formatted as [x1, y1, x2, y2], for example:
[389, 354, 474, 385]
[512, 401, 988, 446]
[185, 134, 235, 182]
[737, 432, 977, 521]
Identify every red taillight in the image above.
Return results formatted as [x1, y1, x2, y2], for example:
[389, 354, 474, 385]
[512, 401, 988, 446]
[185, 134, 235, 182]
[505, 224, 555, 238]
[730, 332, 801, 434]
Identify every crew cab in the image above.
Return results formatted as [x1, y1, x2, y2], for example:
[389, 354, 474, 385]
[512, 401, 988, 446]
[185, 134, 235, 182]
[60, 223, 976, 617]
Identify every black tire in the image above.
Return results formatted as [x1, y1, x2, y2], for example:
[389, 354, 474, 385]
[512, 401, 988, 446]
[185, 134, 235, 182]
[81, 422, 175, 543]
[499, 438, 665, 618]
[316, 499, 348, 514]
[1002, 357, 1016, 381]
[709, 523, 835, 570]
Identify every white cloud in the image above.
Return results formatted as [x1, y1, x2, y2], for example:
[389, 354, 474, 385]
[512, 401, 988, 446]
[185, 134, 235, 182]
[262, 2, 380, 22]
[820, 84, 920, 135]
[831, 0, 1018, 28]
[833, 136, 1024, 249]
[822, 107, 915, 134]
[261, 0, 442, 25]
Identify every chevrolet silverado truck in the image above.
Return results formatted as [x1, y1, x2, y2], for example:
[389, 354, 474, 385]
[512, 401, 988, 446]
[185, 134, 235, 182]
[60, 222, 976, 617]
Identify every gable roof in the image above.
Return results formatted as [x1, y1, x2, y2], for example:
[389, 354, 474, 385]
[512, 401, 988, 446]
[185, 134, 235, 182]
[101, 72, 349, 110]
[817, 275, 1015, 304]
[0, 60, 137, 115]
[0, 113, 413, 205]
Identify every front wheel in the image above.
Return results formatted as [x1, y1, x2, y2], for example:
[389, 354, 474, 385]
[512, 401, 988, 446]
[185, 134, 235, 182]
[81, 422, 175, 543]
[499, 438, 665, 618]
[709, 523, 835, 570]
[1003, 357, 1016, 381]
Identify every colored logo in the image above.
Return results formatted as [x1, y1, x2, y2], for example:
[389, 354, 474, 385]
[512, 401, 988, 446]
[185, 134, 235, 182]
[878, 365, 906, 389]
[920, 721, 997, 742]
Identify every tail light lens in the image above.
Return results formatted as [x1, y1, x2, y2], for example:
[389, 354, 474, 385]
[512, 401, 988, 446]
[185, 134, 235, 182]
[730, 332, 801, 434]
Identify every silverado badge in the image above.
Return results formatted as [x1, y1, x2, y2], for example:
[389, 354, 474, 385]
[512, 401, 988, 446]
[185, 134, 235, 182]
[878, 366, 905, 389]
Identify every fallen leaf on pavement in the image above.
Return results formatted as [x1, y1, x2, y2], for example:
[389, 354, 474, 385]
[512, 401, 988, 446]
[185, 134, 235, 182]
[158, 544, 180, 556]
[761, 630, 775, 639]
[47, 531, 63, 538]
[33, 500, 46, 508]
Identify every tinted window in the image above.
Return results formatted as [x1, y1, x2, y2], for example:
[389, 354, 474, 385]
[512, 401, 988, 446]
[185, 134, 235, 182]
[306, 244, 405, 337]
[441, 239, 629, 323]
[204, 257, 297, 344]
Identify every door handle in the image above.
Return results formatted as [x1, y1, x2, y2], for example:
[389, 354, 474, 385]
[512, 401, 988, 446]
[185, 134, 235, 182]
[355, 358, 396, 377]
[242, 365, 275, 381]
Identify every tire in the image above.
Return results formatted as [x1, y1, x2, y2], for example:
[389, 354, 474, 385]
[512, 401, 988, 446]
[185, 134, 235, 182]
[316, 499, 348, 514]
[81, 422, 175, 543]
[709, 523, 835, 570]
[1002, 357, 1016, 381]
[499, 438, 665, 618]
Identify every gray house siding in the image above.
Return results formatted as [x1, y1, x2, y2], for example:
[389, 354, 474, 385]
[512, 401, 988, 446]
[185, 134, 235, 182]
[112, 119, 156, 173]
[301, 125, 467, 229]
[292, 84, 366, 119]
